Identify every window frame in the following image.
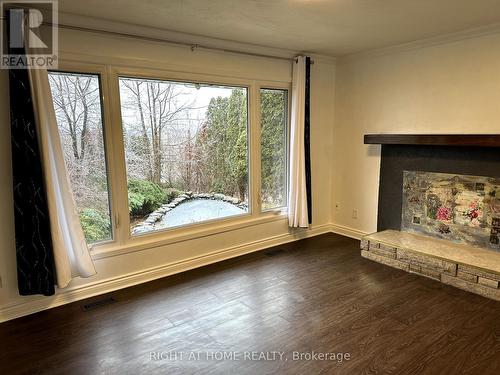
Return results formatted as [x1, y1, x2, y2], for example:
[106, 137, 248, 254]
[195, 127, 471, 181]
[48, 63, 121, 247]
[54, 62, 291, 258]
[258, 86, 290, 212]
[116, 73, 253, 237]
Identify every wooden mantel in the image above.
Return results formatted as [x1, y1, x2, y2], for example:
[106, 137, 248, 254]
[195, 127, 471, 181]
[364, 134, 500, 147]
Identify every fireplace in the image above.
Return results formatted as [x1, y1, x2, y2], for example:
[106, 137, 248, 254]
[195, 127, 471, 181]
[360, 134, 500, 300]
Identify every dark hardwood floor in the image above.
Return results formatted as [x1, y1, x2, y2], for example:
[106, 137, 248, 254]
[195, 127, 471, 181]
[1, 233, 499, 374]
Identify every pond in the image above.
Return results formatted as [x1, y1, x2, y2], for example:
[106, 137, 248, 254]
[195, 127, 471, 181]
[158, 198, 246, 228]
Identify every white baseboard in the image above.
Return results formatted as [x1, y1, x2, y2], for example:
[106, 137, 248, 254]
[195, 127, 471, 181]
[330, 223, 369, 240]
[0, 224, 334, 323]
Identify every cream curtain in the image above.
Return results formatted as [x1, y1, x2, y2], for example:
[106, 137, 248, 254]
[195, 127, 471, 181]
[288, 56, 309, 228]
[29, 69, 96, 288]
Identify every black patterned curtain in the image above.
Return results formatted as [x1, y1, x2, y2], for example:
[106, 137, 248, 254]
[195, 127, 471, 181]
[7, 9, 56, 296]
[304, 56, 312, 224]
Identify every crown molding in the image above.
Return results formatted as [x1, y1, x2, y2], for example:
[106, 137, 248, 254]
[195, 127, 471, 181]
[56, 12, 336, 65]
[338, 22, 500, 64]
[48, 11, 500, 66]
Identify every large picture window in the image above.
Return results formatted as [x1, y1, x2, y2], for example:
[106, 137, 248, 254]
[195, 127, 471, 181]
[260, 88, 288, 210]
[118, 77, 249, 235]
[48, 71, 112, 243]
[48, 65, 289, 248]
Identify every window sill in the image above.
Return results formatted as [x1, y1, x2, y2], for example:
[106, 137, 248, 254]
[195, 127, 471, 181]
[90, 210, 288, 260]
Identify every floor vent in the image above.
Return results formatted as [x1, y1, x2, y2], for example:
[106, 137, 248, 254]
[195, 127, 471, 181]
[81, 296, 116, 311]
[264, 248, 285, 257]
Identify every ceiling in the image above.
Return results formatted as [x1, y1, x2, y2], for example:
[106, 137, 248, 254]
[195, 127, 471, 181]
[58, 0, 500, 56]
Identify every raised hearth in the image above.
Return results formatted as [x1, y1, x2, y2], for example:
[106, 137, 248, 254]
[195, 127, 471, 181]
[361, 230, 500, 300]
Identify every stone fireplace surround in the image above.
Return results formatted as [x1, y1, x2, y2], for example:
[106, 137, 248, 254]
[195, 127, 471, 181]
[361, 135, 500, 300]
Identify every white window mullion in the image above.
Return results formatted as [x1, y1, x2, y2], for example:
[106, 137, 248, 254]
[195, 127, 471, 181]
[249, 82, 262, 216]
[105, 67, 132, 246]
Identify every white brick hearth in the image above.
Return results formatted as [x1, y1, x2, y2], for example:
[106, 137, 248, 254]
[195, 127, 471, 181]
[361, 230, 500, 300]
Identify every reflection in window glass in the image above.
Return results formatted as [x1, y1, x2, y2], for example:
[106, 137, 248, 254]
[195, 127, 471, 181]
[118, 77, 249, 235]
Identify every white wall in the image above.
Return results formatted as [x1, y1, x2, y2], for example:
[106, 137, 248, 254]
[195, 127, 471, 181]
[332, 31, 500, 235]
[0, 29, 336, 320]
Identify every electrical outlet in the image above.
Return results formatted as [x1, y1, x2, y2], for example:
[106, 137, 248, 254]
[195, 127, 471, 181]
[352, 209, 358, 219]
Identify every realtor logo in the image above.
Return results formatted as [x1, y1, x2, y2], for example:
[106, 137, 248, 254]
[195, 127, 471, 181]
[1, 0, 58, 68]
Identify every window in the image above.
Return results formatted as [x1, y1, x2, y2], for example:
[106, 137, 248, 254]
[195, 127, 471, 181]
[260, 88, 288, 210]
[48, 71, 112, 243]
[48, 65, 289, 248]
[118, 77, 249, 235]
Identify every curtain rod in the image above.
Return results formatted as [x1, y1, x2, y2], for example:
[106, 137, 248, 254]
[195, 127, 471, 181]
[44, 22, 314, 64]
[1, 10, 315, 64]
